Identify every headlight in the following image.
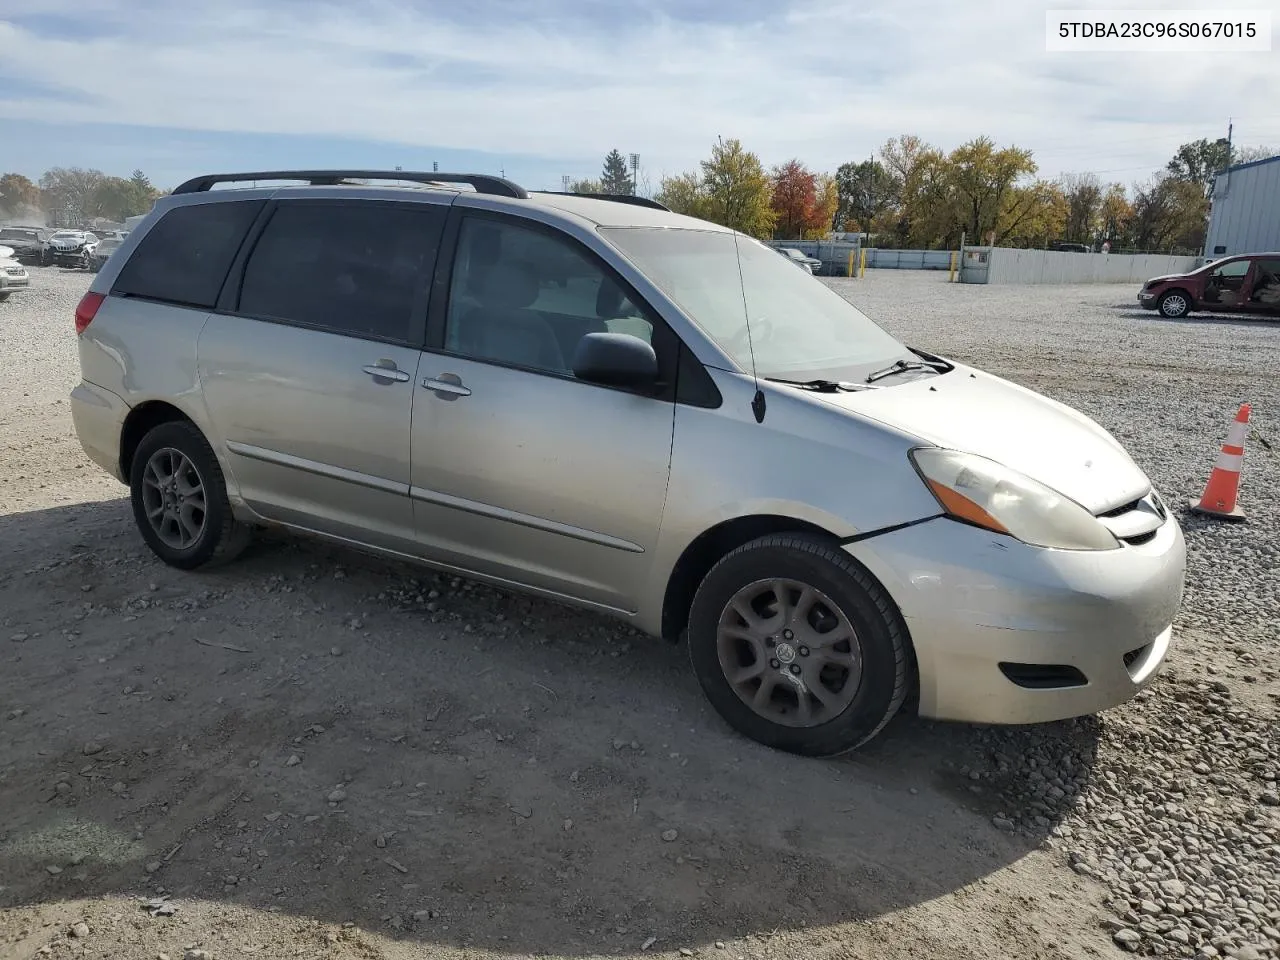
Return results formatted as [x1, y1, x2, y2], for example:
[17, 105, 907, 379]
[910, 448, 1119, 551]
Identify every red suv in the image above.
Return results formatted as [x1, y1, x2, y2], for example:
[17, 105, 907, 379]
[1138, 253, 1280, 319]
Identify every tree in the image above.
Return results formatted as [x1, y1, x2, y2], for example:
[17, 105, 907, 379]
[0, 173, 42, 219]
[1165, 139, 1231, 196]
[39, 167, 107, 223]
[769, 159, 820, 240]
[1000, 181, 1068, 248]
[1059, 172, 1103, 244]
[947, 136, 1037, 244]
[812, 173, 839, 236]
[834, 159, 897, 234]
[569, 178, 603, 194]
[655, 172, 707, 219]
[600, 150, 632, 195]
[1129, 175, 1208, 253]
[1098, 183, 1132, 245]
[1233, 145, 1278, 165]
[699, 138, 776, 238]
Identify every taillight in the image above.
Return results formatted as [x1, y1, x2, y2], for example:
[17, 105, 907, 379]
[75, 292, 105, 335]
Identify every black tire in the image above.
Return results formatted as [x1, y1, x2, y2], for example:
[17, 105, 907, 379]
[1157, 289, 1191, 319]
[687, 533, 910, 757]
[129, 421, 251, 570]
[0, 292, 10, 303]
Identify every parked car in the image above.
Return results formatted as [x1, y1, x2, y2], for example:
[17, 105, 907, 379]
[89, 236, 125, 272]
[71, 169, 1186, 757]
[48, 230, 99, 268]
[1050, 241, 1090, 253]
[777, 246, 822, 274]
[0, 244, 31, 301]
[0, 225, 52, 266]
[1139, 252, 1280, 318]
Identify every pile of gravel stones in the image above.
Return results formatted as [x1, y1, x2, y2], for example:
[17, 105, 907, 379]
[968, 672, 1278, 959]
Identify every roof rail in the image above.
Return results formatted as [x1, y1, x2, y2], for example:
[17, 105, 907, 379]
[536, 191, 671, 212]
[170, 170, 529, 199]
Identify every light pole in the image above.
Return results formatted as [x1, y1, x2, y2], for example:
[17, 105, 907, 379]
[629, 153, 640, 195]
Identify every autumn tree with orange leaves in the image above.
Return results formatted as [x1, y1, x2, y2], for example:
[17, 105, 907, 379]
[769, 159, 828, 240]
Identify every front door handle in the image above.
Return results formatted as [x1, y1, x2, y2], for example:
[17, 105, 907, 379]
[422, 375, 471, 398]
[362, 361, 411, 383]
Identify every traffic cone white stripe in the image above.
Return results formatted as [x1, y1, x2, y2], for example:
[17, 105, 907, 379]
[1215, 452, 1244, 473]
[1226, 421, 1249, 446]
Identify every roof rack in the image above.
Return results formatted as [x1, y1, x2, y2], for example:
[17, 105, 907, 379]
[535, 191, 671, 212]
[170, 170, 529, 199]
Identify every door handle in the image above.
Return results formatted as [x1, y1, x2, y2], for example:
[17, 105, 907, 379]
[362, 362, 410, 383]
[422, 376, 471, 398]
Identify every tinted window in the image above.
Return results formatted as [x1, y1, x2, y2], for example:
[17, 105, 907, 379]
[114, 201, 264, 308]
[239, 202, 443, 342]
[445, 217, 654, 375]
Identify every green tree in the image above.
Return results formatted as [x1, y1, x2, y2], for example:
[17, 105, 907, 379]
[570, 178, 603, 194]
[947, 136, 1037, 244]
[1129, 175, 1208, 253]
[1058, 172, 1103, 244]
[39, 167, 107, 223]
[0, 173, 43, 219]
[1098, 183, 1132, 245]
[654, 172, 707, 218]
[1165, 139, 1231, 196]
[600, 150, 632, 195]
[699, 138, 776, 238]
[834, 159, 898, 234]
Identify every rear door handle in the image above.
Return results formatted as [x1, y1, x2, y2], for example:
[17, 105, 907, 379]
[362, 362, 410, 383]
[422, 376, 471, 398]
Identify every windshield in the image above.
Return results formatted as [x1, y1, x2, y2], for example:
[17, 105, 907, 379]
[53, 232, 82, 239]
[0, 229, 36, 241]
[97, 238, 122, 253]
[601, 227, 909, 379]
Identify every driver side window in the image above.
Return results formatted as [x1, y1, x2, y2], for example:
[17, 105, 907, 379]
[444, 218, 656, 377]
[1212, 259, 1250, 280]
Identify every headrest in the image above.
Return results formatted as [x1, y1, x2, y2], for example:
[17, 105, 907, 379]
[483, 260, 539, 310]
[596, 278, 625, 318]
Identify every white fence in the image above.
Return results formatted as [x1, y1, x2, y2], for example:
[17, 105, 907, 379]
[865, 248, 955, 271]
[961, 246, 1199, 285]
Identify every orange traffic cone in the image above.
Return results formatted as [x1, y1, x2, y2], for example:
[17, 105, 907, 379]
[1189, 403, 1251, 521]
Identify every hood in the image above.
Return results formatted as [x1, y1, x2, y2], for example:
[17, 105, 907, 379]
[811, 365, 1151, 515]
[1145, 273, 1191, 285]
[0, 245, 14, 260]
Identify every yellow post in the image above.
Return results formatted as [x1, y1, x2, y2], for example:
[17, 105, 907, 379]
[847, 251, 854, 277]
[949, 251, 957, 282]
[859, 248, 867, 278]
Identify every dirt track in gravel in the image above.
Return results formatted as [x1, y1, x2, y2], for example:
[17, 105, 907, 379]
[1, 268, 1275, 960]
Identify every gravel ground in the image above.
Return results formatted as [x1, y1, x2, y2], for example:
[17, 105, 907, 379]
[0, 267, 1276, 960]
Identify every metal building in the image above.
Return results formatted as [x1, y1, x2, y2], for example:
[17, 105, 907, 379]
[1204, 155, 1280, 258]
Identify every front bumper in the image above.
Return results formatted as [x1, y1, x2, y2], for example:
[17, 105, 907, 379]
[843, 510, 1185, 725]
[0, 270, 30, 291]
[51, 248, 89, 265]
[70, 380, 130, 482]
[1138, 291, 1158, 309]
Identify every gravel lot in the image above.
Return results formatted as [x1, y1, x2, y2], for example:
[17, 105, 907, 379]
[1, 267, 1276, 960]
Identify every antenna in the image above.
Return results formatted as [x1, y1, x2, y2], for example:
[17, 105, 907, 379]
[729, 231, 766, 423]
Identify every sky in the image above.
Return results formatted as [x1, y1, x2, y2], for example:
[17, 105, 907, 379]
[1, 0, 1278, 193]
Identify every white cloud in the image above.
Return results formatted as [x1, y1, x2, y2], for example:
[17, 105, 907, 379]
[1, 0, 1277, 182]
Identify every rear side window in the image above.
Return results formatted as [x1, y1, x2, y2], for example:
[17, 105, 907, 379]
[113, 201, 264, 308]
[237, 201, 445, 343]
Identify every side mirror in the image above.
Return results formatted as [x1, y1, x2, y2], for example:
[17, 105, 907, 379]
[572, 332, 659, 389]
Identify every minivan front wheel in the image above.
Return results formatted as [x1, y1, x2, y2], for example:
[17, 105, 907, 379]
[129, 421, 250, 569]
[687, 534, 910, 756]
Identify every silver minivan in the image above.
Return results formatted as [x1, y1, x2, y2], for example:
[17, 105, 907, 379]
[70, 170, 1186, 756]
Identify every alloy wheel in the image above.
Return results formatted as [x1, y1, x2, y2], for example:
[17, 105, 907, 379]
[716, 578, 863, 727]
[141, 447, 208, 549]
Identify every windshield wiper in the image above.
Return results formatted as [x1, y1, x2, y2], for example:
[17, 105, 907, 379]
[864, 359, 942, 383]
[765, 377, 879, 392]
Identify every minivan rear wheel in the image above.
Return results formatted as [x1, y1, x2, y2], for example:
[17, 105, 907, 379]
[687, 534, 910, 756]
[129, 421, 251, 570]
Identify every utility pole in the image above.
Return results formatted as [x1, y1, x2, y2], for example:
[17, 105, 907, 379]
[629, 153, 640, 195]
[562, 174, 571, 192]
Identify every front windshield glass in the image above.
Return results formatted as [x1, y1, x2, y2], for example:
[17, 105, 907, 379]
[601, 227, 908, 379]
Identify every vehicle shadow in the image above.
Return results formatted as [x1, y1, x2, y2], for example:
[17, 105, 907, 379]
[1117, 307, 1280, 328]
[0, 499, 1101, 955]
